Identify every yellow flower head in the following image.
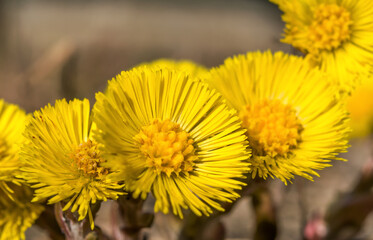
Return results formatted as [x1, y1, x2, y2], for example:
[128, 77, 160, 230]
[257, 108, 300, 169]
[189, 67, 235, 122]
[0, 183, 44, 240]
[0, 99, 27, 198]
[136, 58, 208, 78]
[271, 0, 373, 92]
[0, 99, 43, 240]
[93, 67, 251, 218]
[347, 76, 373, 138]
[20, 99, 124, 229]
[207, 51, 350, 183]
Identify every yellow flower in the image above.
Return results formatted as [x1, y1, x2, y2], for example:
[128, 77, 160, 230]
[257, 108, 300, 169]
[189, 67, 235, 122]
[93, 67, 251, 218]
[207, 51, 350, 183]
[136, 58, 208, 78]
[0, 99, 27, 198]
[0, 183, 44, 240]
[347, 76, 373, 138]
[0, 99, 43, 240]
[271, 0, 373, 93]
[20, 99, 124, 229]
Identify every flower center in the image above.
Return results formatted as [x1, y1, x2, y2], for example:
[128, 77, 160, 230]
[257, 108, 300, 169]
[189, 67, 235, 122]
[70, 140, 108, 178]
[240, 100, 303, 158]
[134, 119, 197, 177]
[308, 3, 352, 51]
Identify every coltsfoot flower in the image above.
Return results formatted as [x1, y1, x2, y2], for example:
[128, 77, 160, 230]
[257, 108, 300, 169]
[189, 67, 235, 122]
[0, 99, 43, 240]
[0, 184, 44, 240]
[0, 99, 27, 198]
[207, 51, 350, 183]
[93, 67, 251, 218]
[271, 0, 373, 93]
[137, 58, 208, 78]
[347, 77, 373, 138]
[20, 99, 124, 229]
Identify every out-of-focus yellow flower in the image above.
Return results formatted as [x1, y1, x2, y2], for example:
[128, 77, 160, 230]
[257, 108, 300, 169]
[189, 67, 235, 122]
[347, 77, 373, 138]
[0, 99, 43, 240]
[271, 0, 373, 93]
[93, 67, 251, 218]
[207, 51, 350, 183]
[136, 58, 208, 78]
[20, 99, 124, 229]
[0, 99, 27, 198]
[0, 184, 44, 240]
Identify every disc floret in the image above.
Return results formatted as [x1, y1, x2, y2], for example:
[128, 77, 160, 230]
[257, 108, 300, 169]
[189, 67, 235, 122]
[240, 99, 303, 158]
[134, 119, 197, 177]
[70, 139, 108, 179]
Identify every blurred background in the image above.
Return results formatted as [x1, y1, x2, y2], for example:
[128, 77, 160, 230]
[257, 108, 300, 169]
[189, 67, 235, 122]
[0, 0, 290, 111]
[0, 0, 372, 239]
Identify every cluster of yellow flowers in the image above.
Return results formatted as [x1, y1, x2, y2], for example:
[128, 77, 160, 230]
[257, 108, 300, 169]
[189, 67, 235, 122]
[1, 0, 373, 238]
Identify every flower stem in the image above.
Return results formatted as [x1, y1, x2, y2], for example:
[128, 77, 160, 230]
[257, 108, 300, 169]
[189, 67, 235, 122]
[35, 205, 65, 240]
[179, 178, 277, 240]
[179, 181, 252, 240]
[54, 202, 103, 240]
[117, 194, 154, 240]
[251, 182, 277, 240]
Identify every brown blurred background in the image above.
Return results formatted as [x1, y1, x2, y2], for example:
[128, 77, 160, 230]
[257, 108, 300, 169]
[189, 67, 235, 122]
[0, 0, 289, 112]
[0, 0, 372, 239]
